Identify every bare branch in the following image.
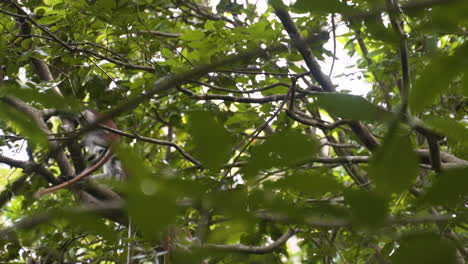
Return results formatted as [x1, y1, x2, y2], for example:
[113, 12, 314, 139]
[273, 6, 334, 92]
[97, 125, 201, 166]
[190, 80, 290, 94]
[176, 86, 291, 104]
[137, 30, 182, 38]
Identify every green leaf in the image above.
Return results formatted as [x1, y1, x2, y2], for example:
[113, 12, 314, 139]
[44, 0, 63, 6]
[0, 103, 48, 147]
[424, 117, 468, 144]
[161, 48, 173, 58]
[117, 146, 178, 239]
[291, 0, 356, 15]
[345, 190, 388, 228]
[0, 83, 79, 110]
[368, 123, 419, 195]
[278, 170, 342, 196]
[95, 0, 116, 10]
[410, 42, 468, 113]
[391, 233, 457, 264]
[269, 0, 287, 10]
[180, 30, 205, 41]
[243, 129, 319, 178]
[364, 18, 399, 45]
[314, 93, 393, 122]
[420, 167, 468, 207]
[188, 111, 234, 170]
[60, 211, 118, 243]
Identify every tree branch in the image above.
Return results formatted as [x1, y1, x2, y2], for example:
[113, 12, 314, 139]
[273, 6, 334, 92]
[77, 43, 290, 136]
[176, 86, 291, 104]
[97, 125, 201, 166]
[202, 228, 298, 254]
[0, 154, 57, 184]
[137, 30, 182, 38]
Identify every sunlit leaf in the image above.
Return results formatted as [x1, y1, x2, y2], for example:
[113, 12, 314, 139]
[291, 0, 356, 15]
[180, 30, 206, 41]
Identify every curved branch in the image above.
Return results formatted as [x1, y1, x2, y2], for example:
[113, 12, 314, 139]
[97, 125, 201, 166]
[190, 80, 290, 94]
[203, 228, 297, 254]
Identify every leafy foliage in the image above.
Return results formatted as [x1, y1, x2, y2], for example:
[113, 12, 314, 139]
[0, 0, 467, 263]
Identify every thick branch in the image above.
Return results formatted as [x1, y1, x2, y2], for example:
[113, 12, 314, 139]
[257, 211, 461, 228]
[273, 7, 334, 92]
[1, 96, 75, 177]
[273, 6, 380, 152]
[0, 154, 57, 183]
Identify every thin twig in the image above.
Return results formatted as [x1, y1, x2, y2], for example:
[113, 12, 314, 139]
[97, 125, 201, 166]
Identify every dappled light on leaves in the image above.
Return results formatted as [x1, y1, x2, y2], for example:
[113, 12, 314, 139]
[0, 0, 467, 263]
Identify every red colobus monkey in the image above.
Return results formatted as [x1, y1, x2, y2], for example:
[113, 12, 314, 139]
[35, 110, 123, 197]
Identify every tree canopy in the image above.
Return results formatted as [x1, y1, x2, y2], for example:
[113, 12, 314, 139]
[0, 0, 467, 263]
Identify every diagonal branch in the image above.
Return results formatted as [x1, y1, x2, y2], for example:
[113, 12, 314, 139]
[273, 7, 334, 92]
[78, 43, 290, 136]
[272, 5, 380, 154]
